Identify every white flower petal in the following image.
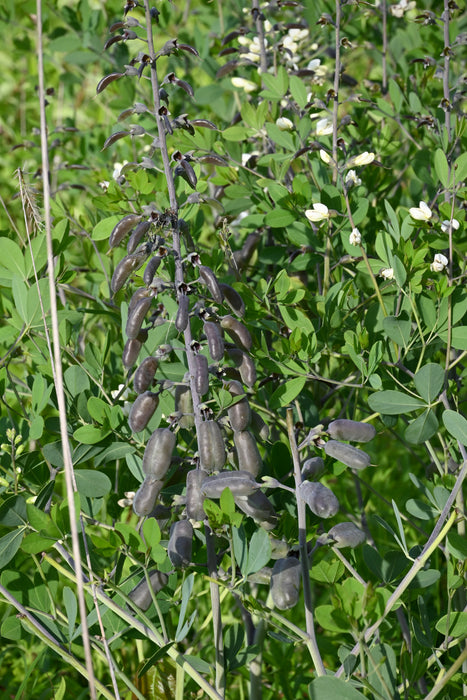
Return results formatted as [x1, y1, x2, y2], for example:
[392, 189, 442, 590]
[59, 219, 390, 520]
[409, 201, 432, 221]
[276, 117, 294, 131]
[381, 267, 394, 280]
[349, 228, 361, 246]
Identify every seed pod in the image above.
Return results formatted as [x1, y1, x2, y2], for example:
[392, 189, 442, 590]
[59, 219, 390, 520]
[201, 470, 258, 498]
[175, 384, 194, 428]
[219, 283, 245, 317]
[233, 490, 278, 529]
[127, 220, 151, 254]
[301, 456, 325, 480]
[123, 337, 142, 369]
[128, 392, 159, 433]
[126, 296, 153, 339]
[134, 356, 159, 394]
[133, 476, 164, 517]
[234, 430, 262, 477]
[299, 481, 339, 519]
[111, 248, 149, 294]
[109, 214, 142, 248]
[227, 381, 251, 432]
[251, 411, 270, 441]
[193, 354, 209, 396]
[326, 522, 366, 548]
[270, 558, 301, 610]
[227, 348, 256, 387]
[327, 419, 376, 443]
[198, 265, 223, 303]
[324, 440, 371, 471]
[168, 520, 193, 568]
[142, 428, 176, 478]
[186, 469, 208, 520]
[144, 256, 161, 287]
[233, 232, 260, 271]
[204, 321, 224, 361]
[220, 315, 252, 351]
[129, 287, 152, 313]
[128, 569, 168, 610]
[175, 293, 189, 332]
[198, 420, 226, 471]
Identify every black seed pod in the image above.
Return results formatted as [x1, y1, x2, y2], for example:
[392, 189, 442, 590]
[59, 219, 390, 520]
[142, 428, 176, 478]
[219, 283, 245, 317]
[175, 293, 190, 332]
[201, 470, 258, 498]
[193, 354, 209, 396]
[133, 476, 164, 517]
[123, 337, 143, 369]
[299, 481, 339, 518]
[168, 520, 193, 568]
[204, 321, 224, 361]
[129, 287, 152, 313]
[198, 420, 226, 471]
[128, 392, 159, 433]
[220, 315, 252, 351]
[111, 248, 149, 294]
[326, 522, 366, 548]
[234, 430, 262, 477]
[186, 468, 208, 520]
[227, 348, 256, 387]
[144, 256, 161, 287]
[133, 356, 159, 394]
[198, 265, 223, 303]
[324, 440, 371, 470]
[233, 490, 278, 529]
[128, 569, 168, 610]
[127, 220, 151, 254]
[250, 410, 270, 441]
[227, 380, 251, 432]
[270, 558, 301, 610]
[327, 419, 376, 443]
[301, 456, 325, 479]
[175, 384, 194, 428]
[109, 213, 142, 248]
[126, 296, 153, 339]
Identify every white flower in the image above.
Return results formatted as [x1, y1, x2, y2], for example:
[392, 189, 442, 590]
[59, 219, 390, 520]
[390, 0, 416, 17]
[315, 117, 333, 136]
[350, 151, 375, 166]
[409, 201, 432, 221]
[430, 253, 449, 272]
[237, 36, 251, 47]
[307, 58, 321, 71]
[381, 268, 394, 280]
[231, 77, 257, 93]
[319, 149, 331, 164]
[112, 161, 128, 180]
[282, 36, 298, 54]
[345, 169, 362, 187]
[243, 52, 261, 63]
[305, 203, 329, 222]
[288, 28, 309, 41]
[440, 219, 460, 233]
[276, 117, 294, 131]
[349, 228, 362, 245]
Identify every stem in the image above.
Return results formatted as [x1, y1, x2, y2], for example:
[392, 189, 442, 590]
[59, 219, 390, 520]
[423, 646, 467, 700]
[286, 408, 326, 677]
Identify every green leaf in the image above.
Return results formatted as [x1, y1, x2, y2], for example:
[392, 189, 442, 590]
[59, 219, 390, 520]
[405, 499, 437, 521]
[368, 390, 426, 415]
[74, 470, 112, 498]
[232, 526, 248, 578]
[0, 495, 27, 527]
[137, 643, 175, 678]
[446, 531, 467, 560]
[434, 148, 449, 188]
[413, 363, 444, 403]
[382, 315, 411, 347]
[269, 376, 306, 409]
[246, 528, 271, 577]
[21, 533, 56, 553]
[73, 425, 111, 444]
[309, 559, 345, 584]
[64, 365, 90, 395]
[289, 74, 308, 108]
[314, 606, 351, 634]
[264, 208, 296, 228]
[63, 586, 77, 641]
[454, 151, 467, 184]
[87, 396, 109, 424]
[404, 409, 438, 444]
[0, 528, 26, 569]
[435, 611, 467, 638]
[439, 326, 467, 351]
[175, 573, 195, 642]
[442, 410, 467, 445]
[0, 238, 26, 281]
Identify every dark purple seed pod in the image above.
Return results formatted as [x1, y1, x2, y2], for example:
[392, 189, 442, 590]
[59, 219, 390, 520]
[201, 470, 258, 498]
[126, 296, 153, 340]
[186, 469, 208, 520]
[109, 213, 142, 248]
[324, 440, 371, 470]
[204, 321, 224, 361]
[175, 293, 190, 332]
[219, 283, 245, 317]
[123, 337, 143, 369]
[142, 428, 176, 478]
[233, 490, 278, 530]
[325, 522, 366, 548]
[220, 315, 252, 351]
[270, 558, 301, 610]
[133, 356, 159, 394]
[250, 410, 269, 442]
[198, 265, 223, 303]
[227, 348, 256, 387]
[227, 381, 251, 432]
[128, 392, 159, 433]
[299, 481, 339, 518]
[301, 456, 325, 480]
[193, 354, 209, 396]
[143, 256, 161, 287]
[127, 220, 151, 254]
[234, 430, 262, 477]
[175, 384, 194, 428]
[128, 569, 168, 610]
[233, 232, 260, 270]
[327, 419, 376, 443]
[198, 420, 226, 471]
[129, 287, 152, 313]
[133, 477, 164, 517]
[168, 520, 193, 568]
[96, 72, 124, 94]
[111, 248, 149, 294]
